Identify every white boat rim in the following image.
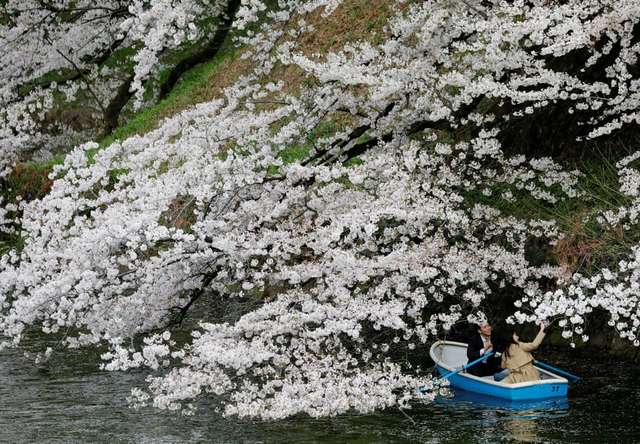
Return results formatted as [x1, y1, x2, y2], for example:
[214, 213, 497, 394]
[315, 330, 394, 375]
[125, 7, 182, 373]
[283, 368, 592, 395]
[429, 340, 568, 388]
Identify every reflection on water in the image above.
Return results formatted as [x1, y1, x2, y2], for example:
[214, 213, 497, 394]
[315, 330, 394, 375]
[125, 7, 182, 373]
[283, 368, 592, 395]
[0, 345, 638, 443]
[503, 413, 537, 443]
[434, 389, 569, 443]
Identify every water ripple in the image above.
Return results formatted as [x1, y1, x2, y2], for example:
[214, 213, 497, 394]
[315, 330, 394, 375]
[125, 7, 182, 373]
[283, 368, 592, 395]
[1, 346, 638, 443]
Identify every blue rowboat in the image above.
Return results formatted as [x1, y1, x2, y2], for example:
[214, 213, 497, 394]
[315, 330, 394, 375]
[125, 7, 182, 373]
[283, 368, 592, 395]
[430, 340, 569, 401]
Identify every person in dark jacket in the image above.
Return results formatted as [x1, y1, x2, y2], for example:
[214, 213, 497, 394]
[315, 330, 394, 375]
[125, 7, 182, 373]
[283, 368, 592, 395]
[466, 320, 504, 377]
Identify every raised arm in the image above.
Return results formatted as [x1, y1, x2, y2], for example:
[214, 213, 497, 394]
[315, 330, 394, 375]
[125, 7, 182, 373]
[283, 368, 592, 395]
[519, 325, 546, 352]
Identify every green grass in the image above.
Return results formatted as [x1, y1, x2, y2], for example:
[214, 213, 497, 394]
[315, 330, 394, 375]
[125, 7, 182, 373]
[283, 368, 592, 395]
[99, 48, 238, 149]
[18, 69, 78, 96]
[343, 156, 364, 167]
[0, 234, 23, 255]
[279, 145, 311, 164]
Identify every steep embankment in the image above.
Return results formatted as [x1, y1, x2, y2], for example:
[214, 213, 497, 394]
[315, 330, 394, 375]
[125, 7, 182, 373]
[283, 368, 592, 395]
[2, 0, 398, 248]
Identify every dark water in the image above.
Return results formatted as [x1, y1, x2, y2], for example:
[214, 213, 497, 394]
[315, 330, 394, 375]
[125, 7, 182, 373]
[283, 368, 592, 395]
[1, 345, 638, 443]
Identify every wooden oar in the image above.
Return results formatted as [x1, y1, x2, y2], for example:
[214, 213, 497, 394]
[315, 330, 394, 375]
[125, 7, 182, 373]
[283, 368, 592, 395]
[417, 350, 495, 394]
[534, 359, 581, 382]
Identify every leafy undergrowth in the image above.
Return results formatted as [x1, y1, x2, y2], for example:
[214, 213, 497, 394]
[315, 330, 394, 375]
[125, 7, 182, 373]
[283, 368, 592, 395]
[465, 138, 640, 279]
[0, 163, 54, 253]
[3, 162, 54, 202]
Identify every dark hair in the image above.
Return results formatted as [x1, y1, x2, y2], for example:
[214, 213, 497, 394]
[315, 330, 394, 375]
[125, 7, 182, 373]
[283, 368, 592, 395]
[499, 330, 520, 359]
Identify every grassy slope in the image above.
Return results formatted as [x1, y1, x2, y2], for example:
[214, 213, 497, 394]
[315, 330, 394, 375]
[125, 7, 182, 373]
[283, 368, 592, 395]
[3, 0, 637, 279]
[4, 0, 397, 192]
[1, 0, 399, 255]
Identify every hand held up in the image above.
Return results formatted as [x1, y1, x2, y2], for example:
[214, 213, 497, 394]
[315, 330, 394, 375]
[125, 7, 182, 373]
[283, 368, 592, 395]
[539, 320, 549, 331]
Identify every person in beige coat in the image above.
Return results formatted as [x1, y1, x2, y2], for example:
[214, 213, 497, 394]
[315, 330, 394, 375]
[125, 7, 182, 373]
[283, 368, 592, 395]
[499, 322, 547, 384]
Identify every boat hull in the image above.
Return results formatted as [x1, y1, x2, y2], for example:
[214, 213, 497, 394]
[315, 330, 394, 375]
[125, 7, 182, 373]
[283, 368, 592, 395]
[436, 388, 570, 411]
[436, 365, 568, 401]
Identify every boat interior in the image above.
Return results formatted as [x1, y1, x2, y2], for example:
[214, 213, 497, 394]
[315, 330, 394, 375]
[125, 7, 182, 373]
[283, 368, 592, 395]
[433, 341, 563, 382]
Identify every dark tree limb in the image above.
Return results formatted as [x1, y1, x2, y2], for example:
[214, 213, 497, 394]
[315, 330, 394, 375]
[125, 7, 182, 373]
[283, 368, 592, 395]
[157, 0, 241, 101]
[103, 75, 135, 133]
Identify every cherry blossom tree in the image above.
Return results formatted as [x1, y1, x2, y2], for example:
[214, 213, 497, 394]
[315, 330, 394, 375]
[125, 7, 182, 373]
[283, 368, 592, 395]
[1, 0, 640, 419]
